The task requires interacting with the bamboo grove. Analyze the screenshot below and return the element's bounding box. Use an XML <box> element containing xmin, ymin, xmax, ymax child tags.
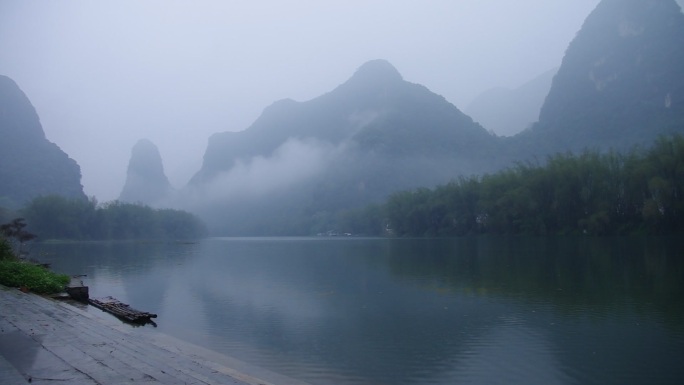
<box><xmin>343</xmin><ymin>135</ymin><xmax>684</xmax><ymax>237</ymax></box>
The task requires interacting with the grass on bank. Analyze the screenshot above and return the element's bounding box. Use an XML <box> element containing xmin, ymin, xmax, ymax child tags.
<box><xmin>0</xmin><ymin>259</ymin><xmax>70</xmax><ymax>294</ymax></box>
<box><xmin>1</xmin><ymin>238</ymin><xmax>69</xmax><ymax>294</ymax></box>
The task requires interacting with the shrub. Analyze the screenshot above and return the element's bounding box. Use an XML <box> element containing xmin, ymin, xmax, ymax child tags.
<box><xmin>0</xmin><ymin>260</ymin><xmax>69</xmax><ymax>294</ymax></box>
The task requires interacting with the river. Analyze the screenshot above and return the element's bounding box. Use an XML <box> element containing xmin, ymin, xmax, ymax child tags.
<box><xmin>33</xmin><ymin>236</ymin><xmax>684</xmax><ymax>385</ymax></box>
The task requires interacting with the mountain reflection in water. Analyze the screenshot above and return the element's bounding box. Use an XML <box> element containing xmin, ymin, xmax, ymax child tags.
<box><xmin>35</xmin><ymin>236</ymin><xmax>684</xmax><ymax>385</ymax></box>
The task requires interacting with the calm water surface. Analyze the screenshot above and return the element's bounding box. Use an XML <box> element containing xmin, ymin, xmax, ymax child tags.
<box><xmin>34</xmin><ymin>237</ymin><xmax>684</xmax><ymax>385</ymax></box>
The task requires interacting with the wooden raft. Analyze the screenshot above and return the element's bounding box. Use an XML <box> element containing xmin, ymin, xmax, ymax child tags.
<box><xmin>88</xmin><ymin>296</ymin><xmax>157</xmax><ymax>325</ymax></box>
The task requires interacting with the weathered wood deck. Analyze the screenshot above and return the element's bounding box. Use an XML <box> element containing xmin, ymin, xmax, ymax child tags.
<box><xmin>0</xmin><ymin>285</ymin><xmax>310</xmax><ymax>385</ymax></box>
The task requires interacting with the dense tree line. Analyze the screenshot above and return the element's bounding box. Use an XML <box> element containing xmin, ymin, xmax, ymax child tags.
<box><xmin>340</xmin><ymin>135</ymin><xmax>684</xmax><ymax>237</ymax></box>
<box><xmin>14</xmin><ymin>196</ymin><xmax>207</xmax><ymax>240</ymax></box>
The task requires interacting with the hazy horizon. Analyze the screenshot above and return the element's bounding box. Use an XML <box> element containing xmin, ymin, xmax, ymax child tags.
<box><xmin>3</xmin><ymin>0</ymin><xmax>679</xmax><ymax>201</ymax></box>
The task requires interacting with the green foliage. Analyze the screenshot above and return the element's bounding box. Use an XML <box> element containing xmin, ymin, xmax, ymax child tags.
<box><xmin>0</xmin><ymin>260</ymin><xmax>69</xmax><ymax>294</ymax></box>
<box><xmin>344</xmin><ymin>135</ymin><xmax>684</xmax><ymax>237</ymax></box>
<box><xmin>0</xmin><ymin>237</ymin><xmax>15</xmax><ymax>261</ymax></box>
<box><xmin>21</xmin><ymin>196</ymin><xmax>207</xmax><ymax>240</ymax></box>
<box><xmin>20</xmin><ymin>196</ymin><xmax>98</xmax><ymax>239</ymax></box>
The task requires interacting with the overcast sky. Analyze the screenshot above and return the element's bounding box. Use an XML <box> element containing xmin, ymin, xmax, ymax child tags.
<box><xmin>3</xmin><ymin>0</ymin><xmax>670</xmax><ymax>201</ymax></box>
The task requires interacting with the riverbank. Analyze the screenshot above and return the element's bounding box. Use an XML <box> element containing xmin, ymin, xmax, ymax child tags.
<box><xmin>0</xmin><ymin>285</ymin><xmax>310</xmax><ymax>385</ymax></box>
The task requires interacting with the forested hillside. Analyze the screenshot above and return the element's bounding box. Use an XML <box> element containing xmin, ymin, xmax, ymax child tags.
<box><xmin>341</xmin><ymin>135</ymin><xmax>684</xmax><ymax>237</ymax></box>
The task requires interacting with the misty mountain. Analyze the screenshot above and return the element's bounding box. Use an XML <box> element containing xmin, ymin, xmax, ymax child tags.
<box><xmin>185</xmin><ymin>60</ymin><xmax>500</xmax><ymax>234</ymax></box>
<box><xmin>466</xmin><ymin>68</ymin><xmax>557</xmax><ymax>137</ymax></box>
<box><xmin>145</xmin><ymin>0</ymin><xmax>684</xmax><ymax>236</ymax></box>
<box><xmin>119</xmin><ymin>139</ymin><xmax>174</xmax><ymax>205</ymax></box>
<box><xmin>191</xmin><ymin>60</ymin><xmax>496</xmax><ymax>184</ymax></box>
<box><xmin>520</xmin><ymin>0</ymin><xmax>684</xmax><ymax>154</ymax></box>
<box><xmin>0</xmin><ymin>75</ymin><xmax>85</xmax><ymax>209</ymax></box>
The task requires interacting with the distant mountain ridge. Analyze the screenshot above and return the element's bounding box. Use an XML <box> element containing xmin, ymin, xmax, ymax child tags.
<box><xmin>0</xmin><ymin>75</ymin><xmax>85</xmax><ymax>208</ymax></box>
<box><xmin>191</xmin><ymin>60</ymin><xmax>496</xmax><ymax>185</ymax></box>
<box><xmin>466</xmin><ymin>68</ymin><xmax>557</xmax><ymax>137</ymax></box>
<box><xmin>185</xmin><ymin>59</ymin><xmax>501</xmax><ymax>234</ymax></box>
<box><xmin>119</xmin><ymin>139</ymin><xmax>174</xmax><ymax>205</ymax></box>
<box><xmin>7</xmin><ymin>0</ymin><xmax>683</xmax><ymax>236</ymax></box>
<box><xmin>182</xmin><ymin>0</ymin><xmax>684</xmax><ymax>235</ymax></box>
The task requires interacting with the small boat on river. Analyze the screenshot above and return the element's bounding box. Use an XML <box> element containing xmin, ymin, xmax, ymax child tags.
<box><xmin>88</xmin><ymin>296</ymin><xmax>157</xmax><ymax>325</ymax></box>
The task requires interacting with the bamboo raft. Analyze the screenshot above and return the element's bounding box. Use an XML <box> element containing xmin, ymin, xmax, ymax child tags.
<box><xmin>88</xmin><ymin>296</ymin><xmax>158</xmax><ymax>325</ymax></box>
